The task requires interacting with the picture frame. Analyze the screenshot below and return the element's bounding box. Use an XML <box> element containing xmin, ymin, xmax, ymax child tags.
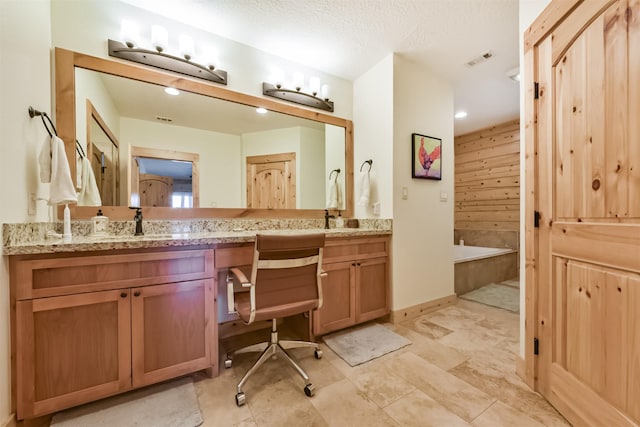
<box><xmin>411</xmin><ymin>133</ymin><xmax>442</xmax><ymax>180</ymax></box>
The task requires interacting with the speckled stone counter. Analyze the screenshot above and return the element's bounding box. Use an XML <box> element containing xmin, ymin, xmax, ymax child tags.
<box><xmin>2</xmin><ymin>219</ymin><xmax>392</xmax><ymax>255</ymax></box>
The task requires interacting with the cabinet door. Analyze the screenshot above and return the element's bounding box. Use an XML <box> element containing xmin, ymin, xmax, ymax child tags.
<box><xmin>356</xmin><ymin>257</ymin><xmax>389</xmax><ymax>323</ymax></box>
<box><xmin>313</xmin><ymin>261</ymin><xmax>356</xmax><ymax>336</ymax></box>
<box><xmin>16</xmin><ymin>289</ymin><xmax>131</xmax><ymax>418</ymax></box>
<box><xmin>131</xmin><ymin>279</ymin><xmax>214</xmax><ymax>387</ymax></box>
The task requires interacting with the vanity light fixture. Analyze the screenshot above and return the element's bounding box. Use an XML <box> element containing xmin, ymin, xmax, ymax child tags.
<box><xmin>262</xmin><ymin>71</ymin><xmax>334</xmax><ymax>112</ymax></box>
<box><xmin>109</xmin><ymin>21</ymin><xmax>228</xmax><ymax>85</ymax></box>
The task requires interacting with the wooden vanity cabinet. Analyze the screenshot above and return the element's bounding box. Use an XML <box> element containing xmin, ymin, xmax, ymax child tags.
<box><xmin>313</xmin><ymin>236</ymin><xmax>390</xmax><ymax>336</ymax></box>
<box><xmin>11</xmin><ymin>248</ymin><xmax>215</xmax><ymax>419</ymax></box>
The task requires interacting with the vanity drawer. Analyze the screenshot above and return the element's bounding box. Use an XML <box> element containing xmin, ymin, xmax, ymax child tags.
<box><xmin>12</xmin><ymin>249</ymin><xmax>214</xmax><ymax>300</ymax></box>
<box><xmin>323</xmin><ymin>236</ymin><xmax>389</xmax><ymax>263</ymax></box>
<box><xmin>214</xmin><ymin>245</ymin><xmax>253</xmax><ymax>269</ymax></box>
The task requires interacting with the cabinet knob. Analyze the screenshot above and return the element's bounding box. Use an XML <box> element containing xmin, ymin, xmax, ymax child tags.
<box><xmin>120</xmin><ymin>292</ymin><xmax>127</xmax><ymax>298</ymax></box>
<box><xmin>133</xmin><ymin>291</ymin><xmax>141</xmax><ymax>297</ymax></box>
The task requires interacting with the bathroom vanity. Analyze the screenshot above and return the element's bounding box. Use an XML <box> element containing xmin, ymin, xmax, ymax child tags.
<box><xmin>4</xmin><ymin>226</ymin><xmax>390</xmax><ymax>419</ymax></box>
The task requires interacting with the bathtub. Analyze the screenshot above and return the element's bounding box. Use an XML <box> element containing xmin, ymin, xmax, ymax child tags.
<box><xmin>454</xmin><ymin>244</ymin><xmax>518</xmax><ymax>295</ymax></box>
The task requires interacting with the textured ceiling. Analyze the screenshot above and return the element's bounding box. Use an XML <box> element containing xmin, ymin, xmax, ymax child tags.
<box><xmin>122</xmin><ymin>0</ymin><xmax>520</xmax><ymax>135</ymax></box>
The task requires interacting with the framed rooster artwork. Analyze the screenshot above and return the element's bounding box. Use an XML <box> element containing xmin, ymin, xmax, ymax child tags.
<box><xmin>411</xmin><ymin>133</ymin><xmax>442</xmax><ymax>180</ymax></box>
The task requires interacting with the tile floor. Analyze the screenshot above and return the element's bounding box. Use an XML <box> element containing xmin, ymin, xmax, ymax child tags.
<box><xmin>193</xmin><ymin>297</ymin><xmax>570</xmax><ymax>427</ymax></box>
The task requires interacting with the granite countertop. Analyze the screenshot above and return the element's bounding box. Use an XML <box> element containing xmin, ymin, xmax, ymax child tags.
<box><xmin>3</xmin><ymin>220</ymin><xmax>392</xmax><ymax>255</ymax></box>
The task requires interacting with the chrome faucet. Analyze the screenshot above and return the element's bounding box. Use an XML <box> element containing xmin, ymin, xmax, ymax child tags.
<box><xmin>130</xmin><ymin>207</ymin><xmax>144</xmax><ymax>236</ymax></box>
<box><xmin>324</xmin><ymin>209</ymin><xmax>335</xmax><ymax>229</ymax></box>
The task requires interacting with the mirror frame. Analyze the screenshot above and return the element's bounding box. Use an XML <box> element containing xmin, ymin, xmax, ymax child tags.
<box><xmin>55</xmin><ymin>47</ymin><xmax>354</xmax><ymax>220</ymax></box>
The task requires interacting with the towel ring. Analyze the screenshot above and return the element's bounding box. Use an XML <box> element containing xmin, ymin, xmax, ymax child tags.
<box><xmin>29</xmin><ymin>106</ymin><xmax>58</xmax><ymax>137</ymax></box>
<box><xmin>329</xmin><ymin>168</ymin><xmax>340</xmax><ymax>180</ymax></box>
<box><xmin>360</xmin><ymin>159</ymin><xmax>373</xmax><ymax>172</ymax></box>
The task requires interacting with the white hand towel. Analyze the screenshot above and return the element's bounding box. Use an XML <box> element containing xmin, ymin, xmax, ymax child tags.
<box><xmin>42</xmin><ymin>136</ymin><xmax>78</xmax><ymax>205</ymax></box>
<box><xmin>358</xmin><ymin>171</ymin><xmax>370</xmax><ymax>207</ymax></box>
<box><xmin>327</xmin><ymin>177</ymin><xmax>338</xmax><ymax>209</ymax></box>
<box><xmin>38</xmin><ymin>135</ymin><xmax>52</xmax><ymax>183</ymax></box>
<box><xmin>77</xmin><ymin>156</ymin><xmax>102</xmax><ymax>206</ymax></box>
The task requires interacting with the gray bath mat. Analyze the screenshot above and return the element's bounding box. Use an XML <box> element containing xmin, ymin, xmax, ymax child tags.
<box><xmin>323</xmin><ymin>323</ymin><xmax>411</xmax><ymax>366</ymax></box>
<box><xmin>460</xmin><ymin>283</ymin><xmax>520</xmax><ymax>313</ymax></box>
<box><xmin>51</xmin><ymin>377</ymin><xmax>203</xmax><ymax>427</ymax></box>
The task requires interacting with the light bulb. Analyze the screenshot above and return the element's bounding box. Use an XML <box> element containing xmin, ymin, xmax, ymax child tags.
<box><xmin>178</xmin><ymin>34</ymin><xmax>195</xmax><ymax>60</ymax></box>
<box><xmin>120</xmin><ymin>19</ymin><xmax>140</xmax><ymax>48</ymax></box>
<box><xmin>203</xmin><ymin>48</ymin><xmax>219</xmax><ymax>70</ymax></box>
<box><xmin>321</xmin><ymin>84</ymin><xmax>331</xmax><ymax>101</ymax></box>
<box><xmin>151</xmin><ymin>25</ymin><xmax>168</xmax><ymax>53</ymax></box>
<box><xmin>272</xmin><ymin>69</ymin><xmax>284</xmax><ymax>88</ymax></box>
<box><xmin>309</xmin><ymin>77</ymin><xmax>321</xmax><ymax>96</ymax></box>
<box><xmin>293</xmin><ymin>72</ymin><xmax>304</xmax><ymax>91</ymax></box>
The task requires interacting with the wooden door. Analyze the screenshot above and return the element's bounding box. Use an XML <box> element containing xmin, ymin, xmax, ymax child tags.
<box><xmin>246</xmin><ymin>152</ymin><xmax>296</xmax><ymax>209</ymax></box>
<box><xmin>355</xmin><ymin>257</ymin><xmax>389</xmax><ymax>323</ymax></box>
<box><xmin>527</xmin><ymin>1</ymin><xmax>640</xmax><ymax>425</ymax></box>
<box><xmin>16</xmin><ymin>290</ymin><xmax>131</xmax><ymax>418</ymax></box>
<box><xmin>313</xmin><ymin>260</ymin><xmax>356</xmax><ymax>335</ymax></box>
<box><xmin>131</xmin><ymin>280</ymin><xmax>213</xmax><ymax>387</ymax></box>
<box><xmin>139</xmin><ymin>173</ymin><xmax>173</xmax><ymax>207</ymax></box>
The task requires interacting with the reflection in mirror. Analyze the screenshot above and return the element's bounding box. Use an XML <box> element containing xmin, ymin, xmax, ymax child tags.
<box><xmin>74</xmin><ymin>68</ymin><xmax>345</xmax><ymax>210</ymax></box>
<box><xmin>56</xmin><ymin>47</ymin><xmax>354</xmax><ymax>219</ymax></box>
<box><xmin>85</xmin><ymin>100</ymin><xmax>120</xmax><ymax>206</ymax></box>
<box><xmin>129</xmin><ymin>146</ymin><xmax>199</xmax><ymax>208</ymax></box>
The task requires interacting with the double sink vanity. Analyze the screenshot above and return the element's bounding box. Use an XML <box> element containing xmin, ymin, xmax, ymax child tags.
<box><xmin>3</xmin><ymin>219</ymin><xmax>391</xmax><ymax>420</ymax></box>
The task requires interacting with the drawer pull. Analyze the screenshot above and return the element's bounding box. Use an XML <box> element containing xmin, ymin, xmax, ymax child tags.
<box><xmin>133</xmin><ymin>291</ymin><xmax>141</xmax><ymax>297</ymax></box>
<box><xmin>120</xmin><ymin>292</ymin><xmax>127</xmax><ymax>298</ymax></box>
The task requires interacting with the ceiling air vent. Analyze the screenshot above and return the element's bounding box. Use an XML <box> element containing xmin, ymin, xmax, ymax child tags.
<box><xmin>465</xmin><ymin>51</ymin><xmax>493</xmax><ymax>67</ymax></box>
<box><xmin>155</xmin><ymin>116</ymin><xmax>173</xmax><ymax>123</ymax></box>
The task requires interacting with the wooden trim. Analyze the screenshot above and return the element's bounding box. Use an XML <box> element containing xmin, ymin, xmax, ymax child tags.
<box><xmin>524</xmin><ymin>0</ymin><xmax>583</xmax><ymax>52</ymax></box>
<box><xmin>86</xmin><ymin>99</ymin><xmax>121</xmax><ymax>206</ymax></box>
<box><xmin>54</xmin><ymin>47</ymin><xmax>354</xmax><ymax>220</ymax></box>
<box><xmin>389</xmin><ymin>294</ymin><xmax>457</xmax><ymax>323</ymax></box>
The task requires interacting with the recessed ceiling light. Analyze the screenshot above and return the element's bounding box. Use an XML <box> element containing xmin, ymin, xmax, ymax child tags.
<box><xmin>454</xmin><ymin>111</ymin><xmax>468</xmax><ymax>119</ymax></box>
<box><xmin>164</xmin><ymin>87</ymin><xmax>180</xmax><ymax>96</ymax></box>
<box><xmin>256</xmin><ymin>107</ymin><xmax>267</xmax><ymax>114</ymax></box>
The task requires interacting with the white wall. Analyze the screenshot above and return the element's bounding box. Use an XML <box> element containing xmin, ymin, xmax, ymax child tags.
<box><xmin>518</xmin><ymin>0</ymin><xmax>552</xmax><ymax>358</ymax></box>
<box><xmin>392</xmin><ymin>54</ymin><xmax>454</xmax><ymax>310</ymax></box>
<box><xmin>120</xmin><ymin>118</ymin><xmax>242</xmax><ymax>208</ymax></box>
<box><xmin>0</xmin><ymin>1</ymin><xmax>52</xmax><ymax>422</ymax></box>
<box><xmin>353</xmin><ymin>54</ymin><xmax>394</xmax><ymax>219</ymax></box>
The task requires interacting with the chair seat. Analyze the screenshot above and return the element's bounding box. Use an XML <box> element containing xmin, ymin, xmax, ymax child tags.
<box><xmin>235</xmin><ymin>292</ymin><xmax>318</xmax><ymax>323</ymax></box>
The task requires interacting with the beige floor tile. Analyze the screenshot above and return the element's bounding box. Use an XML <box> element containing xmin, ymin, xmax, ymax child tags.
<box><xmin>194</xmin><ymin>370</ymin><xmax>254</xmax><ymax>426</ymax></box>
<box><xmin>449</xmin><ymin>355</ymin><xmax>570</xmax><ymax>426</ymax></box>
<box><xmin>436</xmin><ymin>327</ymin><xmax>506</xmax><ymax>356</ymax></box>
<box><xmin>406</xmin><ymin>336</ymin><xmax>470</xmax><ymax>371</ymax></box>
<box><xmin>390</xmin><ymin>352</ymin><xmax>496</xmax><ymax>422</ymax></box>
<box><xmin>384</xmin><ymin>390</ymin><xmax>471</xmax><ymax>427</ymax></box>
<box><xmin>471</xmin><ymin>401</ymin><xmax>545</xmax><ymax>427</ymax></box>
<box><xmin>349</xmin><ymin>363</ymin><xmax>416</xmax><ymax>407</ymax></box>
<box><xmin>246</xmin><ymin>377</ymin><xmax>328</xmax><ymax>427</ymax></box>
<box><xmin>310</xmin><ymin>379</ymin><xmax>400</xmax><ymax>426</ymax></box>
<box><xmin>398</xmin><ymin>317</ymin><xmax>454</xmax><ymax>339</ymax></box>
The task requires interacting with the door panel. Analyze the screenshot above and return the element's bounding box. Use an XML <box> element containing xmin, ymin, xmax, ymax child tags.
<box><xmin>246</xmin><ymin>152</ymin><xmax>296</xmax><ymax>209</ymax></box>
<box><xmin>533</xmin><ymin>0</ymin><xmax>640</xmax><ymax>424</ymax></box>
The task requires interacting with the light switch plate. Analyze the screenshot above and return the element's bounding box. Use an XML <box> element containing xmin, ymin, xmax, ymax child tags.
<box><xmin>440</xmin><ymin>191</ymin><xmax>448</xmax><ymax>202</ymax></box>
<box><xmin>402</xmin><ymin>187</ymin><xmax>408</xmax><ymax>200</ymax></box>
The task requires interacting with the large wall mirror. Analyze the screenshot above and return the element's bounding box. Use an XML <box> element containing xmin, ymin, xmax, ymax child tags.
<box><xmin>55</xmin><ymin>48</ymin><xmax>353</xmax><ymax>220</ymax></box>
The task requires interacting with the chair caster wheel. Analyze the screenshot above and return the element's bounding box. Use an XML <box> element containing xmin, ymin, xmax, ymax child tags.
<box><xmin>304</xmin><ymin>384</ymin><xmax>315</xmax><ymax>397</ymax></box>
<box><xmin>235</xmin><ymin>392</ymin><xmax>246</xmax><ymax>406</ymax></box>
<box><xmin>224</xmin><ymin>357</ymin><xmax>232</xmax><ymax>369</ymax></box>
<box><xmin>314</xmin><ymin>349</ymin><xmax>323</xmax><ymax>359</ymax></box>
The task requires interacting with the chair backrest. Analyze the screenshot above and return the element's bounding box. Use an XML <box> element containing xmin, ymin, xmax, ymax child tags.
<box><xmin>251</xmin><ymin>233</ymin><xmax>325</xmax><ymax>311</ymax></box>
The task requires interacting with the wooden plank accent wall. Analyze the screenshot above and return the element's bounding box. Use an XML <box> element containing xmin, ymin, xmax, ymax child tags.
<box><xmin>454</xmin><ymin>120</ymin><xmax>520</xmax><ymax>230</ymax></box>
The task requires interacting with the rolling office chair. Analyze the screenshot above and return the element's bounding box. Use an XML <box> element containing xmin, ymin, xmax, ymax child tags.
<box><xmin>225</xmin><ymin>232</ymin><xmax>326</xmax><ymax>406</ymax></box>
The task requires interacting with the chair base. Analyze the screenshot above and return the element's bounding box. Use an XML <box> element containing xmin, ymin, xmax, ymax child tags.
<box><xmin>225</xmin><ymin>319</ymin><xmax>322</xmax><ymax>406</ymax></box>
